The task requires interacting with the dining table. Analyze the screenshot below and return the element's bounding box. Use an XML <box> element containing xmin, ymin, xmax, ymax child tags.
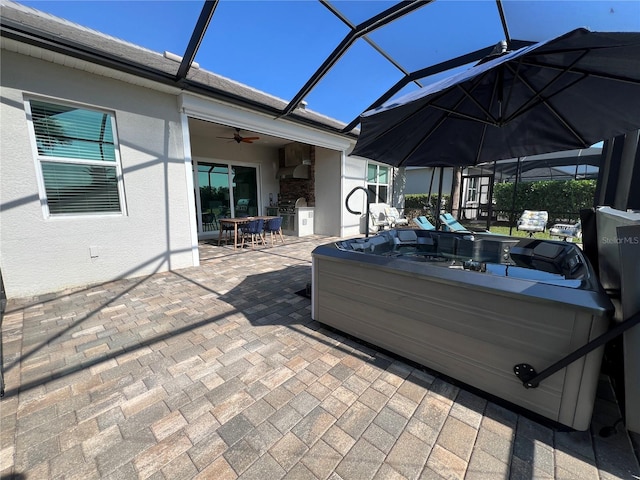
<box><xmin>218</xmin><ymin>216</ymin><xmax>277</xmax><ymax>250</ymax></box>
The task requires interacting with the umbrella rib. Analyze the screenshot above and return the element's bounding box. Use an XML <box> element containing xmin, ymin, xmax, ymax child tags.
<box><xmin>504</xmin><ymin>51</ymin><xmax>587</xmax><ymax>120</ymax></box>
<box><xmin>397</xmin><ymin>110</ymin><xmax>460</xmax><ymax>167</ymax></box>
<box><xmin>475</xmin><ymin>123</ymin><xmax>490</xmax><ymax>165</ymax></box>
<box><xmin>398</xmin><ymin>80</ymin><xmax>498</xmax><ymax>167</ymax></box>
<box><xmin>472</xmin><ymin>76</ymin><xmax>502</xmax><ymax>163</ymax></box>
<box><xmin>363</xmin><ymin>96</ymin><xmax>445</xmax><ymax>142</ymax></box>
<box><xmin>362</xmin><ymin>71</ymin><xmax>489</xmax><ymax>144</ymax></box>
<box><xmin>520</xmin><ymin>58</ymin><xmax>640</xmax><ymax>86</ymax></box>
<box><xmin>452</xmin><ymin>82</ymin><xmax>500</xmax><ymax>126</ymax></box>
<box><xmin>420</xmin><ymin>68</ymin><xmax>503</xmax><ymax>128</ymax></box>
<box><xmin>428</xmin><ymin>104</ymin><xmax>499</xmax><ymax>127</ymax></box>
<box><xmin>505</xmin><ymin>69</ymin><xmax>586</xmax><ymax>125</ymax></box>
<box><xmin>499</xmin><ymin>57</ymin><xmax>522</xmax><ymax>124</ymax></box>
<box><xmin>503</xmin><ymin>53</ymin><xmax>591</xmax><ymax>145</ymax></box>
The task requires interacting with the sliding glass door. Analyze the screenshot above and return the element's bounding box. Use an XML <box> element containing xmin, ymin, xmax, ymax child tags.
<box><xmin>194</xmin><ymin>161</ymin><xmax>259</xmax><ymax>237</ymax></box>
<box><xmin>197</xmin><ymin>163</ymin><xmax>230</xmax><ymax>234</ymax></box>
<box><xmin>231</xmin><ymin>165</ymin><xmax>259</xmax><ymax>217</ymax></box>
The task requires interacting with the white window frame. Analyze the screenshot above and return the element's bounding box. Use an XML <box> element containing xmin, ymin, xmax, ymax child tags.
<box><xmin>367</xmin><ymin>162</ymin><xmax>390</xmax><ymax>204</ymax></box>
<box><xmin>467</xmin><ymin>177</ymin><xmax>479</xmax><ymax>203</ymax></box>
<box><xmin>25</xmin><ymin>96</ymin><xmax>127</xmax><ymax>218</ymax></box>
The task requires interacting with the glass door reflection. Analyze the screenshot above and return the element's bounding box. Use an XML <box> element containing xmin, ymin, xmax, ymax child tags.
<box><xmin>232</xmin><ymin>166</ymin><xmax>258</xmax><ymax>217</ymax></box>
<box><xmin>195</xmin><ymin>162</ymin><xmax>259</xmax><ymax>237</ymax></box>
<box><xmin>197</xmin><ymin>163</ymin><xmax>230</xmax><ymax>234</ymax></box>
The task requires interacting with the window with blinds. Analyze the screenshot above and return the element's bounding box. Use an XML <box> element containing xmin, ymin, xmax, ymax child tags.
<box><xmin>28</xmin><ymin>99</ymin><xmax>124</xmax><ymax>216</ymax></box>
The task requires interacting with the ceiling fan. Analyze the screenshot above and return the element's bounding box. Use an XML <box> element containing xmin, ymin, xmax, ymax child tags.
<box><xmin>217</xmin><ymin>128</ymin><xmax>260</xmax><ymax>144</ymax></box>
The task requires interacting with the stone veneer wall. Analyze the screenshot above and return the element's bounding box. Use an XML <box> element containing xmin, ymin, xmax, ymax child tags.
<box><xmin>279</xmin><ymin>146</ymin><xmax>315</xmax><ymax>206</ymax></box>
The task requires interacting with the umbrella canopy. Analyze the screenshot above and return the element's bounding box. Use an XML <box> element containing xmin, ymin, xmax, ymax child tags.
<box><xmin>351</xmin><ymin>28</ymin><xmax>640</xmax><ymax>167</ymax></box>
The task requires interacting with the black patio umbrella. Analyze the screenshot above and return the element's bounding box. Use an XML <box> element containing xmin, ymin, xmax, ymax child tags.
<box><xmin>351</xmin><ymin>28</ymin><xmax>640</xmax><ymax>168</ymax></box>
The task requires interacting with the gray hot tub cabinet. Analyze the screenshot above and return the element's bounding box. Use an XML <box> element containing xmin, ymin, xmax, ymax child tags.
<box><xmin>311</xmin><ymin>231</ymin><xmax>613</xmax><ymax>430</ymax></box>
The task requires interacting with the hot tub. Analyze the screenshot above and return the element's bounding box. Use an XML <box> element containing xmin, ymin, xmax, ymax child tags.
<box><xmin>311</xmin><ymin>228</ymin><xmax>613</xmax><ymax>430</ymax></box>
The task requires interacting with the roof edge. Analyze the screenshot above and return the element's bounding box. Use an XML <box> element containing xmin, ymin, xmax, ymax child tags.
<box><xmin>0</xmin><ymin>2</ymin><xmax>357</xmax><ymax>140</ymax></box>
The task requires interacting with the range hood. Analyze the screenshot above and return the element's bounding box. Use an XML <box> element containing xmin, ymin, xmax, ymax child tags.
<box><xmin>277</xmin><ymin>142</ymin><xmax>311</xmax><ymax>179</ymax></box>
<box><xmin>277</xmin><ymin>164</ymin><xmax>309</xmax><ymax>179</ymax></box>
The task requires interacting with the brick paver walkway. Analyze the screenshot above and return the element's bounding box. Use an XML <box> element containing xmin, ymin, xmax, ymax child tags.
<box><xmin>1</xmin><ymin>234</ymin><xmax>638</xmax><ymax>479</ymax></box>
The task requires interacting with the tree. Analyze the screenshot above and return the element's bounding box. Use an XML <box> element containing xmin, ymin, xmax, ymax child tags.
<box><xmin>450</xmin><ymin>167</ymin><xmax>462</xmax><ymax>218</ymax></box>
<box><xmin>33</xmin><ymin>116</ymin><xmax>69</xmax><ymax>153</ymax></box>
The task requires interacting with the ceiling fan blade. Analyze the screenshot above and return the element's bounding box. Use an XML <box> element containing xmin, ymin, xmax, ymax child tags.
<box><xmin>217</xmin><ymin>129</ymin><xmax>260</xmax><ymax>144</ymax></box>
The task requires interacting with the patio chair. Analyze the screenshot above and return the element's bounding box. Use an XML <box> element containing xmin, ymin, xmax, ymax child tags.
<box><xmin>202</xmin><ymin>212</ymin><xmax>218</xmax><ymax>232</ymax></box>
<box><xmin>384</xmin><ymin>206</ymin><xmax>409</xmax><ymax>227</ymax></box>
<box><xmin>264</xmin><ymin>216</ymin><xmax>284</xmax><ymax>246</ymax></box>
<box><xmin>240</xmin><ymin>218</ymin><xmax>265</xmax><ymax>249</ymax></box>
<box><xmin>217</xmin><ymin>216</ymin><xmax>235</xmax><ymax>246</ymax></box>
<box><xmin>413</xmin><ymin>216</ymin><xmax>436</xmax><ymax>230</ymax></box>
<box><xmin>549</xmin><ymin>220</ymin><xmax>581</xmax><ymax>242</ymax></box>
<box><xmin>368</xmin><ymin>203</ymin><xmax>390</xmax><ymax>233</ymax></box>
<box><xmin>439</xmin><ymin>213</ymin><xmax>471</xmax><ymax>233</ymax></box>
<box><xmin>516</xmin><ymin>210</ymin><xmax>548</xmax><ymax>237</ymax></box>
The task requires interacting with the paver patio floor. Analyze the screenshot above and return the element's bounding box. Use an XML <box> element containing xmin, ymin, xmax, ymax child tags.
<box><xmin>1</xmin><ymin>234</ymin><xmax>638</xmax><ymax>479</ymax></box>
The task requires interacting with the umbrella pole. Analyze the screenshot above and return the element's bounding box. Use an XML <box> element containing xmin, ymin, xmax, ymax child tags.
<box><xmin>436</xmin><ymin>167</ymin><xmax>444</xmax><ymax>230</ymax></box>
<box><xmin>486</xmin><ymin>161</ymin><xmax>497</xmax><ymax>231</ymax></box>
<box><xmin>452</xmin><ymin>167</ymin><xmax>463</xmax><ymax>220</ymax></box>
<box><xmin>509</xmin><ymin>157</ymin><xmax>522</xmax><ymax>236</ymax></box>
<box><xmin>427</xmin><ymin>167</ymin><xmax>435</xmax><ymax>217</ymax></box>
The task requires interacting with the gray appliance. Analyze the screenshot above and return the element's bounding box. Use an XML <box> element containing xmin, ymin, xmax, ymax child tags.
<box><xmin>595</xmin><ymin>206</ymin><xmax>640</xmax><ymax>434</ymax></box>
<box><xmin>277</xmin><ymin>197</ymin><xmax>307</xmax><ymax>235</ymax></box>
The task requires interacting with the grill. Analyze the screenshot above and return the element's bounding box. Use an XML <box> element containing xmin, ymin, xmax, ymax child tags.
<box><xmin>277</xmin><ymin>200</ymin><xmax>296</xmax><ymax>214</ymax></box>
<box><xmin>277</xmin><ymin>197</ymin><xmax>307</xmax><ymax>233</ymax></box>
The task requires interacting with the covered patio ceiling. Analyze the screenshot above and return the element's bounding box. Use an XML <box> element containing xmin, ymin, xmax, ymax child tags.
<box><xmin>16</xmin><ymin>0</ymin><xmax>640</xmax><ymax>135</ymax></box>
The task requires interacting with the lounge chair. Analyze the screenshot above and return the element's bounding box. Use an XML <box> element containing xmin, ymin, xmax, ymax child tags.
<box><xmin>439</xmin><ymin>213</ymin><xmax>471</xmax><ymax>233</ymax></box>
<box><xmin>549</xmin><ymin>220</ymin><xmax>581</xmax><ymax>241</ymax></box>
<box><xmin>517</xmin><ymin>210</ymin><xmax>548</xmax><ymax>236</ymax></box>
<box><xmin>413</xmin><ymin>215</ymin><xmax>436</xmax><ymax>230</ymax></box>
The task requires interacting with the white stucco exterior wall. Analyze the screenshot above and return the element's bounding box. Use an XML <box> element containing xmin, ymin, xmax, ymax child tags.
<box><xmin>0</xmin><ymin>51</ymin><xmax>195</xmax><ymax>298</ymax></box>
<box><xmin>342</xmin><ymin>154</ymin><xmax>370</xmax><ymax>236</ymax></box>
<box><xmin>405</xmin><ymin>167</ymin><xmax>453</xmax><ymax>195</ymax></box>
<box><xmin>313</xmin><ymin>146</ymin><xmax>342</xmax><ymax>236</ymax></box>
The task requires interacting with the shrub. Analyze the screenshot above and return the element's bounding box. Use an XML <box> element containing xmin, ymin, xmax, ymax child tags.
<box><xmin>405</xmin><ymin>194</ymin><xmax>451</xmax><ymax>223</ymax></box>
<box><xmin>494</xmin><ymin>179</ymin><xmax>596</xmax><ymax>224</ymax></box>
<box><xmin>405</xmin><ymin>193</ymin><xmax>451</xmax><ymax>210</ymax></box>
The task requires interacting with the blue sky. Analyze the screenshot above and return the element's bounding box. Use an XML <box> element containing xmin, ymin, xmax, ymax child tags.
<box><xmin>19</xmin><ymin>0</ymin><xmax>640</xmax><ymax>124</ymax></box>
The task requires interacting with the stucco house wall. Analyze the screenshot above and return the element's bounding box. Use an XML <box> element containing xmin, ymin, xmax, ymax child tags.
<box><xmin>313</xmin><ymin>146</ymin><xmax>343</xmax><ymax>236</ymax></box>
<box><xmin>0</xmin><ymin>50</ymin><xmax>195</xmax><ymax>298</ymax></box>
<box><xmin>405</xmin><ymin>166</ymin><xmax>453</xmax><ymax>195</ymax></box>
<box><xmin>0</xmin><ymin>1</ymin><xmax>386</xmax><ymax>300</ymax></box>
<box><xmin>342</xmin><ymin>154</ymin><xmax>371</xmax><ymax>235</ymax></box>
